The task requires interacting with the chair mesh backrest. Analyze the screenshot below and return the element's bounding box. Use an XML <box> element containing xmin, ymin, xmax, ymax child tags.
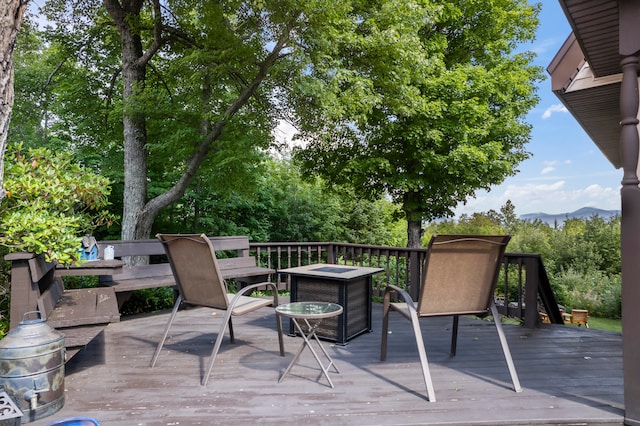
<box><xmin>157</xmin><ymin>234</ymin><xmax>229</xmax><ymax>310</ymax></box>
<box><xmin>417</xmin><ymin>235</ymin><xmax>510</xmax><ymax>317</ymax></box>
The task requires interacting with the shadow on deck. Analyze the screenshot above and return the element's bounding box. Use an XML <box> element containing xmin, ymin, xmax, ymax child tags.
<box><xmin>32</xmin><ymin>302</ymin><xmax>624</xmax><ymax>426</ymax></box>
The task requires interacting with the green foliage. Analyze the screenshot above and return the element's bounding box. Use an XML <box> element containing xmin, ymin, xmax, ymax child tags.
<box><xmin>20</xmin><ymin>0</ymin><xmax>542</xmax><ymax>245</ymax></box>
<box><xmin>553</xmin><ymin>269</ymin><xmax>621</xmax><ymax>319</ymax></box>
<box><xmin>120</xmin><ymin>288</ymin><xmax>175</xmax><ymax>316</ymax></box>
<box><xmin>424</xmin><ymin>213</ymin><xmax>506</xmax><ymax>242</ymax></box>
<box><xmin>519</xmin><ymin>215</ymin><xmax>621</xmax><ymax>319</ymax></box>
<box><xmin>0</xmin><ymin>145</ymin><xmax>116</xmax><ymax>265</ymax></box>
<box><xmin>153</xmin><ymin>157</ymin><xmax>404</xmax><ymax>246</ymax></box>
<box><xmin>293</xmin><ymin>0</ymin><xmax>544</xmax><ymax>245</ymax></box>
<box><xmin>0</xmin><ymin>255</ymin><xmax>10</xmax><ymax>338</ymax></box>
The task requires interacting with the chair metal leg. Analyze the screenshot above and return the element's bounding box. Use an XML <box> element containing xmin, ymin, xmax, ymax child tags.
<box><xmin>228</xmin><ymin>317</ymin><xmax>234</xmax><ymax>343</ymax></box>
<box><xmin>202</xmin><ymin>308</ymin><xmax>234</xmax><ymax>386</ymax></box>
<box><xmin>380</xmin><ymin>288</ymin><xmax>435</xmax><ymax>401</ymax></box>
<box><xmin>272</xmin><ymin>287</ymin><xmax>284</xmax><ymax>356</ymax></box>
<box><xmin>150</xmin><ymin>295</ymin><xmax>183</xmax><ymax>367</ymax></box>
<box><xmin>202</xmin><ymin>284</ymin><xmax>284</xmax><ymax>385</ymax></box>
<box><xmin>490</xmin><ymin>302</ymin><xmax>522</xmax><ymax>393</ymax></box>
<box><xmin>408</xmin><ymin>309</ymin><xmax>436</xmax><ymax>402</ymax></box>
<box><xmin>276</xmin><ymin>311</ymin><xmax>285</xmax><ymax>357</ymax></box>
<box><xmin>450</xmin><ymin>315</ymin><xmax>459</xmax><ymax>357</ymax></box>
<box><xmin>380</xmin><ymin>291</ymin><xmax>391</xmax><ymax>361</ymax></box>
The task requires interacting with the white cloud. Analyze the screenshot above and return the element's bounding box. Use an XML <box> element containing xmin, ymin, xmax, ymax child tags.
<box><xmin>530</xmin><ymin>37</ymin><xmax>564</xmax><ymax>56</ymax></box>
<box><xmin>542</xmin><ymin>104</ymin><xmax>568</xmax><ymax>120</ymax></box>
<box><xmin>583</xmin><ymin>184</ymin><xmax>619</xmax><ymax>204</ymax></box>
<box><xmin>540</xmin><ymin>160</ymin><xmax>559</xmax><ymax>175</ymax></box>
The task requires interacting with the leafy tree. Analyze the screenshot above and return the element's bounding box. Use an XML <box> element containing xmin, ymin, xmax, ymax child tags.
<box><xmin>294</xmin><ymin>0</ymin><xmax>544</xmax><ymax>247</ymax></box>
<box><xmin>7</xmin><ymin>17</ymin><xmax>48</xmax><ymax>148</ymax></box>
<box><xmin>507</xmin><ymin>219</ymin><xmax>554</xmax><ymax>260</ymax></box>
<box><xmin>500</xmin><ymin>200</ymin><xmax>519</xmax><ymax>232</ymax></box>
<box><xmin>582</xmin><ymin>215</ymin><xmax>620</xmax><ymax>275</ymax></box>
<box><xmin>0</xmin><ymin>144</ymin><xmax>115</xmax><ymax>265</ymax></box>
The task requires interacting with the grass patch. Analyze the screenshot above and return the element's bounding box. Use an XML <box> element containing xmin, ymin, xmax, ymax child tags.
<box><xmin>584</xmin><ymin>316</ymin><xmax>621</xmax><ymax>332</ymax></box>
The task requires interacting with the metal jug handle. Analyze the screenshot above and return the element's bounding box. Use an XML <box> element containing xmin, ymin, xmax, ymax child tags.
<box><xmin>21</xmin><ymin>311</ymin><xmax>43</xmax><ymax>323</ymax></box>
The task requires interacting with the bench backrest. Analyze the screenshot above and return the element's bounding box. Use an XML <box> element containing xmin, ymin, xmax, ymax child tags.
<box><xmin>5</xmin><ymin>252</ymin><xmax>58</xmax><ymax>329</ymax></box>
<box><xmin>37</xmin><ymin>277</ymin><xmax>65</xmax><ymax>321</ymax></box>
<box><xmin>97</xmin><ymin>235</ymin><xmax>251</xmax><ymax>259</ymax></box>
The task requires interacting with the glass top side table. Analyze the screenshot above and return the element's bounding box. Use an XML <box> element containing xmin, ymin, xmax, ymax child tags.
<box><xmin>276</xmin><ymin>302</ymin><xmax>343</xmax><ymax>387</ymax></box>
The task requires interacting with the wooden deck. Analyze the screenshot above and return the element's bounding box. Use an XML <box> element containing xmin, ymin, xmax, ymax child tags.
<box><xmin>32</xmin><ymin>300</ymin><xmax>624</xmax><ymax>426</ymax></box>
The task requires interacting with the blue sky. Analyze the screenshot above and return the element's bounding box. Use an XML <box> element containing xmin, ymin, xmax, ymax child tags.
<box><xmin>454</xmin><ymin>0</ymin><xmax>621</xmax><ymax>217</ymax></box>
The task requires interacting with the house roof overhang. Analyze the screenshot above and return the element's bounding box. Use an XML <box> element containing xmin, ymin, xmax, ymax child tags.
<box><xmin>547</xmin><ymin>0</ymin><xmax>640</xmax><ymax>170</ymax></box>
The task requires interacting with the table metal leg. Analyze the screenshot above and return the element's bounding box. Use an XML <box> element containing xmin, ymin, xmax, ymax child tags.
<box><xmin>278</xmin><ymin>317</ymin><xmax>340</xmax><ymax>387</ymax></box>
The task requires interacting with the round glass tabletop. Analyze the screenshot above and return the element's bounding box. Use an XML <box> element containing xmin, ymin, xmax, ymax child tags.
<box><xmin>276</xmin><ymin>302</ymin><xmax>343</xmax><ymax>319</ymax></box>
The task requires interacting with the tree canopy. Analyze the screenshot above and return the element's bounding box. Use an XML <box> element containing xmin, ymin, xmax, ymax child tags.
<box><xmin>11</xmin><ymin>0</ymin><xmax>542</xmax><ymax>251</ymax></box>
<box><xmin>293</xmin><ymin>0</ymin><xmax>544</xmax><ymax>247</ymax></box>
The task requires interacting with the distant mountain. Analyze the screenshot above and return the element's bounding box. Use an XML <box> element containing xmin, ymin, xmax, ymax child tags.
<box><xmin>519</xmin><ymin>207</ymin><xmax>621</xmax><ymax>225</ymax></box>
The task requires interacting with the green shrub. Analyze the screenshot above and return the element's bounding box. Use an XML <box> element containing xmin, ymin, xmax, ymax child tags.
<box><xmin>0</xmin><ymin>144</ymin><xmax>116</xmax><ymax>265</ymax></box>
<box><xmin>0</xmin><ymin>144</ymin><xmax>117</xmax><ymax>336</ymax></box>
<box><xmin>552</xmin><ymin>268</ymin><xmax>621</xmax><ymax>318</ymax></box>
<box><xmin>120</xmin><ymin>288</ymin><xmax>175</xmax><ymax>315</ymax></box>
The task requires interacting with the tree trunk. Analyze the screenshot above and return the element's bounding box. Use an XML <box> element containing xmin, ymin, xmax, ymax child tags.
<box><xmin>0</xmin><ymin>0</ymin><xmax>29</xmax><ymax>203</ymax></box>
<box><xmin>103</xmin><ymin>0</ymin><xmax>163</xmax><ymax>243</ymax></box>
<box><xmin>404</xmin><ymin>192</ymin><xmax>424</xmax><ymax>249</ymax></box>
<box><xmin>103</xmin><ymin>0</ymin><xmax>157</xmax><ymax>265</ymax></box>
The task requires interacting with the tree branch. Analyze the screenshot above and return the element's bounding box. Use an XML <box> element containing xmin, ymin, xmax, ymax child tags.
<box><xmin>104</xmin><ymin>67</ymin><xmax>122</xmax><ymax>128</ymax></box>
<box><xmin>137</xmin><ymin>0</ymin><xmax>163</xmax><ymax>67</ymax></box>
<box><xmin>39</xmin><ymin>57</ymin><xmax>67</xmax><ymax>98</ymax></box>
<box><xmin>142</xmin><ymin>19</ymin><xmax>296</xmax><ymax>218</ymax></box>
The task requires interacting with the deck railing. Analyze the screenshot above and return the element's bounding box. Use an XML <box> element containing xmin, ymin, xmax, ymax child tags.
<box><xmin>249</xmin><ymin>241</ymin><xmax>562</xmax><ymax>328</ymax></box>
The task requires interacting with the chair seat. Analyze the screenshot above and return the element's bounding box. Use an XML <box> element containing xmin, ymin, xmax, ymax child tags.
<box><xmin>228</xmin><ymin>293</ymin><xmax>274</xmax><ymax>315</ymax></box>
<box><xmin>389</xmin><ymin>302</ymin><xmax>411</xmax><ymax>320</ymax></box>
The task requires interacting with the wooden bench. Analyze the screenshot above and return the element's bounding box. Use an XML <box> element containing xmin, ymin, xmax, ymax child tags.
<box><xmin>96</xmin><ymin>235</ymin><xmax>275</xmax><ymax>307</ymax></box>
<box><xmin>6</xmin><ymin>252</ymin><xmax>120</xmax><ymax>359</ymax></box>
<box><xmin>6</xmin><ymin>236</ymin><xmax>274</xmax><ymax>357</ymax></box>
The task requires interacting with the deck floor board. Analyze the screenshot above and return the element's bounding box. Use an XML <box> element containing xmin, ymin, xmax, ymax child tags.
<box><xmin>32</xmin><ymin>301</ymin><xmax>624</xmax><ymax>425</ymax></box>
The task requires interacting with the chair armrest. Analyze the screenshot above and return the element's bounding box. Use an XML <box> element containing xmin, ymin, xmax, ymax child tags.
<box><xmin>233</xmin><ymin>281</ymin><xmax>280</xmax><ymax>306</ymax></box>
<box><xmin>382</xmin><ymin>284</ymin><xmax>419</xmax><ymax>323</ymax></box>
<box><xmin>384</xmin><ymin>284</ymin><xmax>414</xmax><ymax>306</ymax></box>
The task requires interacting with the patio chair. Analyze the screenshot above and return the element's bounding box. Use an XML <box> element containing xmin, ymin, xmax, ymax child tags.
<box><xmin>380</xmin><ymin>234</ymin><xmax>522</xmax><ymax>402</ymax></box>
<box><xmin>150</xmin><ymin>233</ymin><xmax>284</xmax><ymax>386</ymax></box>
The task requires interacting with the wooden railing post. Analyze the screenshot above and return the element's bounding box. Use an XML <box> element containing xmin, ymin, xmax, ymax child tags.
<box><xmin>523</xmin><ymin>256</ymin><xmax>540</xmax><ymax>328</ymax></box>
<box><xmin>407</xmin><ymin>250</ymin><xmax>421</xmax><ymax>301</ymax></box>
<box><xmin>326</xmin><ymin>243</ymin><xmax>336</xmax><ymax>264</ymax></box>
